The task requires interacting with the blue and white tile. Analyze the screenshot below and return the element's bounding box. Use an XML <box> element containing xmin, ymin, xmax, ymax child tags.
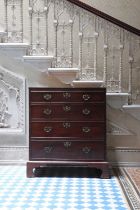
<box><xmin>0</xmin><ymin>166</ymin><xmax>129</xmax><ymax>210</ymax></box>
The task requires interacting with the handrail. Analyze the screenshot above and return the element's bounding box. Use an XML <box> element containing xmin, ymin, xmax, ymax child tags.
<box><xmin>67</xmin><ymin>0</ymin><xmax>140</xmax><ymax>36</ymax></box>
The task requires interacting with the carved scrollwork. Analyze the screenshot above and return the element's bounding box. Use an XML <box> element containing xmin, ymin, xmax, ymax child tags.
<box><xmin>0</xmin><ymin>64</ymin><xmax>25</xmax><ymax>130</ymax></box>
<box><xmin>0</xmin><ymin>89</ymin><xmax>10</xmax><ymax>128</ymax></box>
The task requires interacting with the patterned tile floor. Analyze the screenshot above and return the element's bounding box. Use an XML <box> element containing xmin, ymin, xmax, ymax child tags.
<box><xmin>124</xmin><ymin>168</ymin><xmax>140</xmax><ymax>195</ymax></box>
<box><xmin>114</xmin><ymin>167</ymin><xmax>140</xmax><ymax>210</ymax></box>
<box><xmin>0</xmin><ymin>166</ymin><xmax>130</xmax><ymax>210</ymax></box>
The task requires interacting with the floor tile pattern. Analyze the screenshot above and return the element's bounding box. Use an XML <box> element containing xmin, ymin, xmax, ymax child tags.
<box><xmin>0</xmin><ymin>166</ymin><xmax>129</xmax><ymax>210</ymax></box>
<box><xmin>124</xmin><ymin>167</ymin><xmax>140</xmax><ymax>195</ymax></box>
<box><xmin>114</xmin><ymin>168</ymin><xmax>140</xmax><ymax>210</ymax></box>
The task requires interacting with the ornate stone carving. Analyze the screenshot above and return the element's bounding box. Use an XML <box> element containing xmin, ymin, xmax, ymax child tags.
<box><xmin>0</xmin><ymin>66</ymin><xmax>25</xmax><ymax>132</ymax></box>
<box><xmin>4</xmin><ymin>0</ymin><xmax>23</xmax><ymax>43</ymax></box>
<box><xmin>28</xmin><ymin>0</ymin><xmax>51</xmax><ymax>55</ymax></box>
<box><xmin>0</xmin><ymin>88</ymin><xmax>10</xmax><ymax>128</ymax></box>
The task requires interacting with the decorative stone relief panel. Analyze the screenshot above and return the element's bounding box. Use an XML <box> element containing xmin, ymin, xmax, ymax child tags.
<box><xmin>0</xmin><ymin>65</ymin><xmax>25</xmax><ymax>132</ymax></box>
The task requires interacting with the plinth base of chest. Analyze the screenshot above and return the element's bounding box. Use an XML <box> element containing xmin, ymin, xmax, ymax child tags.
<box><xmin>27</xmin><ymin>161</ymin><xmax>110</xmax><ymax>179</ymax></box>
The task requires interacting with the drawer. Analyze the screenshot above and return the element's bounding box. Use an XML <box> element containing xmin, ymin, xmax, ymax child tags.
<box><xmin>30</xmin><ymin>103</ymin><xmax>105</xmax><ymax>121</ymax></box>
<box><xmin>30</xmin><ymin>141</ymin><xmax>105</xmax><ymax>161</ymax></box>
<box><xmin>30</xmin><ymin>121</ymin><xmax>105</xmax><ymax>139</ymax></box>
<box><xmin>29</xmin><ymin>89</ymin><xmax>105</xmax><ymax>103</ymax></box>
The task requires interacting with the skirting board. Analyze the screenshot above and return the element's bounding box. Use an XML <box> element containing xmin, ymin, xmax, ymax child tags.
<box><xmin>0</xmin><ymin>147</ymin><xmax>140</xmax><ymax>167</ymax></box>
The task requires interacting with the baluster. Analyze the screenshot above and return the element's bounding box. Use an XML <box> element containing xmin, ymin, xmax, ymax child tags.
<box><xmin>94</xmin><ymin>32</ymin><xmax>98</xmax><ymax>80</ymax></box>
<box><xmin>103</xmin><ymin>45</ymin><xmax>108</xmax><ymax>86</ymax></box>
<box><xmin>44</xmin><ymin>5</ymin><xmax>48</xmax><ymax>55</ymax></box>
<box><xmin>93</xmin><ymin>17</ymin><xmax>99</xmax><ymax>80</ymax></box>
<box><xmin>79</xmin><ymin>32</ymin><xmax>83</xmax><ymax>79</ymax></box>
<box><xmin>54</xmin><ymin>0</ymin><xmax>65</xmax><ymax>67</ymax></box>
<box><xmin>119</xmin><ymin>29</ymin><xmax>124</xmax><ymax>93</ymax></box>
<box><xmin>4</xmin><ymin>0</ymin><xmax>8</xmax><ymax>41</ymax></box>
<box><xmin>128</xmin><ymin>34</ymin><xmax>134</xmax><ymax>105</ymax></box>
<box><xmin>119</xmin><ymin>44</ymin><xmax>124</xmax><ymax>93</ymax></box>
<box><xmin>54</xmin><ymin>19</ymin><xmax>58</xmax><ymax>67</ymax></box>
<box><xmin>69</xmin><ymin>19</ymin><xmax>73</xmax><ymax>67</ymax></box>
<box><xmin>4</xmin><ymin>0</ymin><xmax>23</xmax><ymax>42</ymax></box>
<box><xmin>110</xmin><ymin>46</ymin><xmax>116</xmax><ymax>92</ymax></box>
<box><xmin>128</xmin><ymin>56</ymin><xmax>133</xmax><ymax>105</ymax></box>
<box><xmin>103</xmin><ymin>22</ymin><xmax>108</xmax><ymax>87</ymax></box>
<box><xmin>20</xmin><ymin>0</ymin><xmax>23</xmax><ymax>42</ymax></box>
<box><xmin>37</xmin><ymin>12</ymin><xmax>41</xmax><ymax>53</ymax></box>
<box><xmin>29</xmin><ymin>6</ymin><xmax>33</xmax><ymax>55</ymax></box>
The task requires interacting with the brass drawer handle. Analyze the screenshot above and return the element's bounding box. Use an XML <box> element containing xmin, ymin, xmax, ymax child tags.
<box><xmin>43</xmin><ymin>108</ymin><xmax>52</xmax><ymax>115</ymax></box>
<box><xmin>82</xmin><ymin>146</ymin><xmax>91</xmax><ymax>154</ymax></box>
<box><xmin>63</xmin><ymin>122</ymin><xmax>71</xmax><ymax>128</ymax></box>
<box><xmin>63</xmin><ymin>105</ymin><xmax>71</xmax><ymax>112</ymax></box>
<box><xmin>44</xmin><ymin>146</ymin><xmax>53</xmax><ymax>154</ymax></box>
<box><xmin>44</xmin><ymin>126</ymin><xmax>52</xmax><ymax>133</ymax></box>
<box><xmin>63</xmin><ymin>92</ymin><xmax>71</xmax><ymax>99</ymax></box>
<box><xmin>64</xmin><ymin>141</ymin><xmax>72</xmax><ymax>148</ymax></box>
<box><xmin>43</xmin><ymin>93</ymin><xmax>52</xmax><ymax>101</ymax></box>
<box><xmin>82</xmin><ymin>108</ymin><xmax>91</xmax><ymax>115</ymax></box>
<box><xmin>82</xmin><ymin>127</ymin><xmax>91</xmax><ymax>133</ymax></box>
<box><xmin>82</xmin><ymin>94</ymin><xmax>91</xmax><ymax>101</ymax></box>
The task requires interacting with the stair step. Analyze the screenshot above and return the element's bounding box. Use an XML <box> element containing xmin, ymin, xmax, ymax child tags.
<box><xmin>107</xmin><ymin>93</ymin><xmax>129</xmax><ymax>109</ymax></box>
<box><xmin>72</xmin><ymin>80</ymin><xmax>104</xmax><ymax>87</ymax></box>
<box><xmin>0</xmin><ymin>30</ymin><xmax>7</xmax><ymax>42</ymax></box>
<box><xmin>0</xmin><ymin>31</ymin><xmax>7</xmax><ymax>36</ymax></box>
<box><xmin>0</xmin><ymin>43</ymin><xmax>29</xmax><ymax>58</ymax></box>
<box><xmin>0</xmin><ymin>26</ymin><xmax>6</xmax><ymax>35</ymax></box>
<box><xmin>107</xmin><ymin>93</ymin><xmax>129</xmax><ymax>96</ymax></box>
<box><xmin>123</xmin><ymin>104</ymin><xmax>140</xmax><ymax>120</ymax></box>
<box><xmin>48</xmin><ymin>68</ymin><xmax>79</xmax><ymax>84</ymax></box>
<box><xmin>23</xmin><ymin>55</ymin><xmax>54</xmax><ymax>72</ymax></box>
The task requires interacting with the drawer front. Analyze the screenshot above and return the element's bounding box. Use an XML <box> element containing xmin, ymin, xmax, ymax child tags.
<box><xmin>30</xmin><ymin>141</ymin><xmax>105</xmax><ymax>161</ymax></box>
<box><xmin>30</xmin><ymin>89</ymin><xmax>105</xmax><ymax>103</ymax></box>
<box><xmin>30</xmin><ymin>122</ymin><xmax>105</xmax><ymax>139</ymax></box>
<box><xmin>30</xmin><ymin>103</ymin><xmax>105</xmax><ymax>121</ymax></box>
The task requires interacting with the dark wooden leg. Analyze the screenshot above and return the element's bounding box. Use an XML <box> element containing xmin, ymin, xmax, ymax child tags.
<box><xmin>27</xmin><ymin>162</ymin><xmax>49</xmax><ymax>177</ymax></box>
<box><xmin>88</xmin><ymin>162</ymin><xmax>110</xmax><ymax>179</ymax></box>
<box><xmin>27</xmin><ymin>162</ymin><xmax>39</xmax><ymax>178</ymax></box>
<box><xmin>100</xmin><ymin>164</ymin><xmax>110</xmax><ymax>179</ymax></box>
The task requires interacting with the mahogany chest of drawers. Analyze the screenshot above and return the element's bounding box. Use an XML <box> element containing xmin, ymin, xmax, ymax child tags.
<box><xmin>27</xmin><ymin>88</ymin><xmax>110</xmax><ymax>178</ymax></box>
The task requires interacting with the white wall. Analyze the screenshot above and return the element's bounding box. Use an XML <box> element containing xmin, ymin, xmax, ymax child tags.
<box><xmin>81</xmin><ymin>0</ymin><xmax>140</xmax><ymax>29</ymax></box>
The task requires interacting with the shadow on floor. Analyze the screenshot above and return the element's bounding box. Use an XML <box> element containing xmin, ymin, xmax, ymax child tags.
<box><xmin>33</xmin><ymin>166</ymin><xmax>102</xmax><ymax>178</ymax></box>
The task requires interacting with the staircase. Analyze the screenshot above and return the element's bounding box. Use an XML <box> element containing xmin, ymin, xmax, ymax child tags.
<box><xmin>0</xmin><ymin>0</ymin><xmax>140</xmax><ymax>165</ymax></box>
